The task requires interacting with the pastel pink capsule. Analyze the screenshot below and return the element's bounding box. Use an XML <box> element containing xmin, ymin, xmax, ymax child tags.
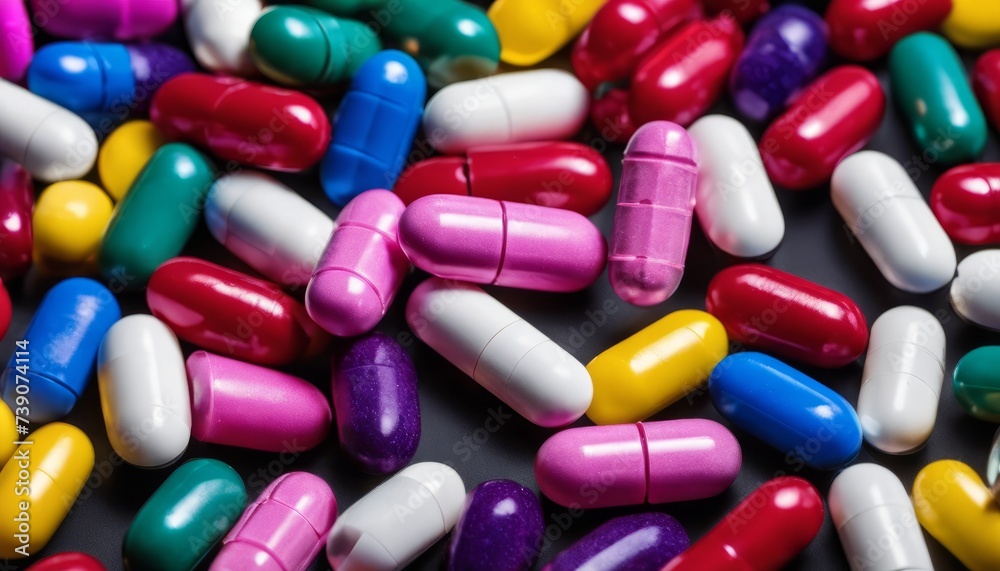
<box><xmin>609</xmin><ymin>121</ymin><xmax>698</xmax><ymax>306</ymax></box>
<box><xmin>534</xmin><ymin>419</ymin><xmax>741</xmax><ymax>508</ymax></box>
<box><xmin>30</xmin><ymin>0</ymin><xmax>178</xmax><ymax>40</ymax></box>
<box><xmin>186</xmin><ymin>351</ymin><xmax>332</xmax><ymax>452</ymax></box>
<box><xmin>398</xmin><ymin>195</ymin><xmax>607</xmax><ymax>293</ymax></box>
<box><xmin>211</xmin><ymin>472</ymin><xmax>336</xmax><ymax>571</ymax></box>
<box><xmin>306</xmin><ymin>189</ymin><xmax>410</xmax><ymax>337</ymax></box>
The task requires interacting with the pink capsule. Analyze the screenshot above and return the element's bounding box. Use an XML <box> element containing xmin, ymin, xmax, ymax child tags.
<box><xmin>212</xmin><ymin>472</ymin><xmax>336</xmax><ymax>571</ymax></box>
<box><xmin>397</xmin><ymin>195</ymin><xmax>607</xmax><ymax>293</ymax></box>
<box><xmin>0</xmin><ymin>0</ymin><xmax>33</xmax><ymax>82</ymax></box>
<box><xmin>534</xmin><ymin>419</ymin><xmax>741</xmax><ymax>508</ymax></box>
<box><xmin>609</xmin><ymin>121</ymin><xmax>697</xmax><ymax>306</ymax></box>
<box><xmin>30</xmin><ymin>0</ymin><xmax>178</xmax><ymax>40</ymax></box>
<box><xmin>305</xmin><ymin>190</ymin><xmax>409</xmax><ymax>338</ymax></box>
<box><xmin>186</xmin><ymin>351</ymin><xmax>332</xmax><ymax>452</ymax></box>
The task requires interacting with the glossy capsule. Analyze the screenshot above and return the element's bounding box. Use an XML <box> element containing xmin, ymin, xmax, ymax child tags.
<box><xmin>0</xmin><ymin>0</ymin><xmax>32</xmax><ymax>82</ymax></box>
<box><xmin>707</xmin><ymin>264</ymin><xmax>868</xmax><ymax>368</ymax></box>
<box><xmin>99</xmin><ymin>143</ymin><xmax>216</xmax><ymax>287</ymax></box>
<box><xmin>0</xmin><ymin>423</ymin><xmax>94</xmax><ymax>559</ymax></box>
<box><xmin>950</xmin><ymin>250</ymin><xmax>1000</xmax><ymax>330</ymax></box>
<box><xmin>942</xmin><ymin>0</ymin><xmax>1000</xmax><ymax>49</ymax></box>
<box><xmin>32</xmin><ymin>181</ymin><xmax>114</xmax><ymax>274</ymax></box>
<box><xmin>586</xmin><ymin>310</ymin><xmax>728</xmax><ymax>425</ymax></box>
<box><xmin>449</xmin><ymin>480</ymin><xmax>543</xmax><ymax>571</ymax></box>
<box><xmin>663</xmin><ymin>477</ymin><xmax>824</xmax><ymax>570</ymax></box>
<box><xmin>543</xmin><ymin>513</ymin><xmax>688</xmax><ymax>571</ymax></box>
<box><xmin>913</xmin><ymin>460</ymin><xmax>1000</xmax><ymax>570</ymax></box>
<box><xmin>760</xmin><ymin>66</ymin><xmax>885</xmax><ymax>190</ymax></box>
<box><xmin>250</xmin><ymin>7</ymin><xmax>381</xmax><ymax>86</ymax></box>
<box><xmin>610</xmin><ymin>121</ymin><xmax>697</xmax><ymax>306</ymax></box>
<box><xmin>398</xmin><ymin>195</ymin><xmax>607</xmax><ymax>293</ymax></box>
<box><xmin>829</xmin><ymin>463</ymin><xmax>933</xmax><ymax>571</ymax></box>
<box><xmin>570</xmin><ymin>0</ymin><xmax>696</xmax><ymax>91</ymax></box>
<box><xmin>953</xmin><ymin>346</ymin><xmax>1000</xmax><ymax>421</ymax></box>
<box><xmin>321</xmin><ymin>50</ymin><xmax>425</xmax><ymax>206</ymax></box>
<box><xmin>150</xmin><ymin>73</ymin><xmax>331</xmax><ymax>172</ymax></box>
<box><xmin>393</xmin><ymin>142</ymin><xmax>613</xmax><ymax>216</ymax></box>
<box><xmin>307</xmin><ymin>190</ymin><xmax>408</xmax><ymax>337</ymax></box>
<box><xmin>0</xmin><ymin>159</ymin><xmax>34</xmax><ymax>278</ymax></box>
<box><xmin>183</xmin><ymin>0</ymin><xmax>263</xmax><ymax>76</ymax></box>
<box><xmin>98</xmin><ymin>120</ymin><xmax>166</xmax><ymax>202</ymax></box>
<box><xmin>213</xmin><ymin>472</ymin><xmax>337</xmax><ymax>571</ymax></box>
<box><xmin>187</xmin><ymin>351</ymin><xmax>332</xmax><ymax>452</ymax></box>
<box><xmin>331</xmin><ymin>333</ymin><xmax>420</xmax><ymax>474</ymax></box>
<box><xmin>207</xmin><ymin>172</ymin><xmax>335</xmax><ymax>288</ymax></box>
<box><xmin>147</xmin><ymin>257</ymin><xmax>326</xmax><ymax>366</ymax></box>
<box><xmin>825</xmin><ymin>0</ymin><xmax>952</xmax><ymax>61</ymax></box>
<box><xmin>488</xmin><ymin>0</ymin><xmax>605</xmax><ymax>66</ymax></box>
<box><xmin>729</xmin><ymin>6</ymin><xmax>827</xmax><ymax>122</ymax></box>
<box><xmin>30</xmin><ymin>0</ymin><xmax>177</xmax><ymax>40</ymax></box>
<box><xmin>690</xmin><ymin>115</ymin><xmax>784</xmax><ymax>258</ymax></box>
<box><xmin>125</xmin><ymin>459</ymin><xmax>247</xmax><ymax>571</ymax></box>
<box><xmin>406</xmin><ymin>278</ymin><xmax>593</xmax><ymax>427</ymax></box>
<box><xmin>932</xmin><ymin>164</ymin><xmax>1000</xmax><ymax>245</ymax></box>
<box><xmin>0</xmin><ymin>280</ymin><xmax>8</xmax><ymax>339</ymax></box>
<box><xmin>629</xmin><ymin>17</ymin><xmax>743</xmax><ymax>127</ymax></box>
<box><xmin>535</xmin><ymin>419</ymin><xmax>741</xmax><ymax>508</ymax></box>
<box><xmin>590</xmin><ymin>88</ymin><xmax>636</xmax><ymax>145</ymax></box>
<box><xmin>702</xmin><ymin>0</ymin><xmax>769</xmax><ymax>24</ymax></box>
<box><xmin>25</xmin><ymin>552</ymin><xmax>107</xmax><ymax>571</ymax></box>
<box><xmin>0</xmin><ymin>278</ymin><xmax>120</xmax><ymax>424</ymax></box>
<box><xmin>975</xmin><ymin>50</ymin><xmax>1000</xmax><ymax>132</ymax></box>
<box><xmin>832</xmin><ymin>151</ymin><xmax>957</xmax><ymax>293</ymax></box>
<box><xmin>890</xmin><ymin>33</ymin><xmax>986</xmax><ymax>165</ymax></box>
<box><xmin>710</xmin><ymin>352</ymin><xmax>863</xmax><ymax>470</ymax></box>
<box><xmin>0</xmin><ymin>400</ymin><xmax>15</xmax><ymax>465</ymax></box>
<box><xmin>423</xmin><ymin>69</ymin><xmax>589</xmax><ymax>155</ymax></box>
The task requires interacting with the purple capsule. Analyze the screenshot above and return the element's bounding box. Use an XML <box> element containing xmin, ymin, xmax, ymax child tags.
<box><xmin>331</xmin><ymin>332</ymin><xmax>420</xmax><ymax>474</ymax></box>
<box><xmin>542</xmin><ymin>513</ymin><xmax>689</xmax><ymax>571</ymax></box>
<box><xmin>729</xmin><ymin>5</ymin><xmax>828</xmax><ymax>122</ymax></box>
<box><xmin>449</xmin><ymin>480</ymin><xmax>544</xmax><ymax>571</ymax></box>
<box><xmin>125</xmin><ymin>43</ymin><xmax>197</xmax><ymax>113</ymax></box>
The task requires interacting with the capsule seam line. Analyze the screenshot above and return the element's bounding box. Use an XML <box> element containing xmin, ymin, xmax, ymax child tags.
<box><xmin>637</xmin><ymin>421</ymin><xmax>651</xmax><ymax>503</ymax></box>
<box><xmin>493</xmin><ymin>200</ymin><xmax>509</xmax><ymax>285</ymax></box>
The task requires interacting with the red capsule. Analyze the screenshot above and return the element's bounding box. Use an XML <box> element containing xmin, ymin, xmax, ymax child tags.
<box><xmin>826</xmin><ymin>0</ymin><xmax>952</xmax><ymax>61</ymax></box>
<box><xmin>629</xmin><ymin>17</ymin><xmax>745</xmax><ymax>127</ymax></box>
<box><xmin>25</xmin><ymin>552</ymin><xmax>107</xmax><ymax>571</ymax></box>
<box><xmin>394</xmin><ymin>142</ymin><xmax>613</xmax><ymax>216</ymax></box>
<box><xmin>974</xmin><ymin>50</ymin><xmax>1000</xmax><ymax>132</ymax></box>
<box><xmin>0</xmin><ymin>159</ymin><xmax>33</xmax><ymax>279</ymax></box>
<box><xmin>930</xmin><ymin>163</ymin><xmax>1000</xmax><ymax>245</ymax></box>
<box><xmin>590</xmin><ymin>88</ymin><xmax>637</xmax><ymax>145</ymax></box>
<box><xmin>147</xmin><ymin>257</ymin><xmax>328</xmax><ymax>366</ymax></box>
<box><xmin>0</xmin><ymin>278</ymin><xmax>10</xmax><ymax>340</ymax></box>
<box><xmin>571</xmin><ymin>0</ymin><xmax>697</xmax><ymax>91</ymax></box>
<box><xmin>705</xmin><ymin>264</ymin><xmax>869</xmax><ymax>368</ymax></box>
<box><xmin>702</xmin><ymin>0</ymin><xmax>769</xmax><ymax>24</ymax></box>
<box><xmin>662</xmin><ymin>477</ymin><xmax>823</xmax><ymax>571</ymax></box>
<box><xmin>150</xmin><ymin>73</ymin><xmax>331</xmax><ymax>172</ymax></box>
<box><xmin>760</xmin><ymin>66</ymin><xmax>885</xmax><ymax>190</ymax></box>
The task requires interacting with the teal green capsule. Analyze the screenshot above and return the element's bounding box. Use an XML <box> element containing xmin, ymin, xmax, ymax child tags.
<box><xmin>953</xmin><ymin>346</ymin><xmax>1000</xmax><ymax>422</ymax></box>
<box><xmin>99</xmin><ymin>143</ymin><xmax>215</xmax><ymax>288</ymax></box>
<box><xmin>124</xmin><ymin>459</ymin><xmax>246</xmax><ymax>571</ymax></box>
<box><xmin>300</xmin><ymin>0</ymin><xmax>384</xmax><ymax>14</ymax></box>
<box><xmin>889</xmin><ymin>32</ymin><xmax>987</xmax><ymax>165</ymax></box>
<box><xmin>250</xmin><ymin>6</ymin><xmax>382</xmax><ymax>86</ymax></box>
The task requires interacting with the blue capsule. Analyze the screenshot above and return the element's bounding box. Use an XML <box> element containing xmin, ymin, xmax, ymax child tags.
<box><xmin>321</xmin><ymin>49</ymin><xmax>426</xmax><ymax>206</ymax></box>
<box><xmin>709</xmin><ymin>352</ymin><xmax>862</xmax><ymax>471</ymax></box>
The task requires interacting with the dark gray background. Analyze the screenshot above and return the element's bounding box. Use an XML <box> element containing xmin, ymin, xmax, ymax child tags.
<box><xmin>3</xmin><ymin>0</ymin><xmax>995</xmax><ymax>569</ymax></box>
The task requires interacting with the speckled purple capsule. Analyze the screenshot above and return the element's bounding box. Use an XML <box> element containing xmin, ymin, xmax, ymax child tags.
<box><xmin>729</xmin><ymin>5</ymin><xmax>828</xmax><ymax>122</ymax></box>
<box><xmin>542</xmin><ymin>513</ymin><xmax>689</xmax><ymax>571</ymax></box>
<box><xmin>449</xmin><ymin>479</ymin><xmax>544</xmax><ymax>571</ymax></box>
<box><xmin>331</xmin><ymin>332</ymin><xmax>420</xmax><ymax>474</ymax></box>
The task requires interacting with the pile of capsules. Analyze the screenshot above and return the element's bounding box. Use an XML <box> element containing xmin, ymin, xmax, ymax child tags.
<box><xmin>5</xmin><ymin>0</ymin><xmax>1000</xmax><ymax>569</ymax></box>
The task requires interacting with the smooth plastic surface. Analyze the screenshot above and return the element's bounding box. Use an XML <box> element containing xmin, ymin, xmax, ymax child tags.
<box><xmin>97</xmin><ymin>120</ymin><xmax>166</xmax><ymax>202</ymax></box>
<box><xmin>32</xmin><ymin>181</ymin><xmax>113</xmax><ymax>275</ymax></box>
<box><xmin>542</xmin><ymin>513</ymin><xmax>688</xmax><ymax>571</ymax></box>
<box><xmin>182</xmin><ymin>0</ymin><xmax>263</xmax><ymax>75</ymax></box>
<box><xmin>448</xmin><ymin>479</ymin><xmax>543</xmax><ymax>571</ymax></box>
<box><xmin>703</xmin><ymin>0</ymin><xmax>769</xmax><ymax>23</ymax></box>
<box><xmin>932</xmin><ymin>163</ymin><xmax>1000</xmax><ymax>244</ymax></box>
<box><xmin>30</xmin><ymin>0</ymin><xmax>177</xmax><ymax>40</ymax></box>
<box><xmin>25</xmin><ymin>552</ymin><xmax>107</xmax><ymax>571</ymax></box>
<box><xmin>942</xmin><ymin>0</ymin><xmax>1000</xmax><ymax>49</ymax></box>
<box><xmin>975</xmin><ymin>50</ymin><xmax>1000</xmax><ymax>133</ymax></box>
<box><xmin>0</xmin><ymin>400</ymin><xmax>14</xmax><ymax>465</ymax></box>
<box><xmin>0</xmin><ymin>159</ymin><xmax>33</xmax><ymax>278</ymax></box>
<box><xmin>825</xmin><ymin>0</ymin><xmax>952</xmax><ymax>61</ymax></box>
<box><xmin>950</xmin><ymin>249</ymin><xmax>1000</xmax><ymax>330</ymax></box>
<box><xmin>0</xmin><ymin>279</ymin><xmax>8</xmax><ymax>339</ymax></box>
<box><xmin>953</xmin><ymin>345</ymin><xmax>1000</xmax><ymax>422</ymax></box>
<box><xmin>0</xmin><ymin>0</ymin><xmax>33</xmax><ymax>82</ymax></box>
<box><xmin>487</xmin><ymin>0</ymin><xmax>604</xmax><ymax>66</ymax></box>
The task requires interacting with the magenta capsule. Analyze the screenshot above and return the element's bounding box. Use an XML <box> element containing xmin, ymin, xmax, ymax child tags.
<box><xmin>186</xmin><ymin>351</ymin><xmax>332</xmax><ymax>452</ymax></box>
<box><xmin>30</xmin><ymin>0</ymin><xmax>178</xmax><ymax>40</ymax></box>
<box><xmin>609</xmin><ymin>120</ymin><xmax>697</xmax><ymax>306</ymax></box>
<box><xmin>534</xmin><ymin>419</ymin><xmax>741</xmax><ymax>509</ymax></box>
<box><xmin>0</xmin><ymin>0</ymin><xmax>33</xmax><ymax>82</ymax></box>
<box><xmin>212</xmin><ymin>472</ymin><xmax>336</xmax><ymax>571</ymax></box>
<box><xmin>398</xmin><ymin>195</ymin><xmax>607</xmax><ymax>293</ymax></box>
<box><xmin>305</xmin><ymin>190</ymin><xmax>409</xmax><ymax>338</ymax></box>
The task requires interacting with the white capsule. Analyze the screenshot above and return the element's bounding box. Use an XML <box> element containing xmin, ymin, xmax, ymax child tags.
<box><xmin>405</xmin><ymin>278</ymin><xmax>593</xmax><ymax>427</ymax></box>
<box><xmin>858</xmin><ymin>306</ymin><xmax>944</xmax><ymax>454</ymax></box>
<box><xmin>951</xmin><ymin>249</ymin><xmax>1000</xmax><ymax>330</ymax></box>
<box><xmin>829</xmin><ymin>463</ymin><xmax>933</xmax><ymax>571</ymax></box>
<box><xmin>0</xmin><ymin>78</ymin><xmax>97</xmax><ymax>182</ymax></box>
<box><xmin>690</xmin><ymin>114</ymin><xmax>784</xmax><ymax>258</ymax></box>
<box><xmin>831</xmin><ymin>151</ymin><xmax>956</xmax><ymax>293</ymax></box>
<box><xmin>326</xmin><ymin>462</ymin><xmax>465</xmax><ymax>571</ymax></box>
<box><xmin>423</xmin><ymin>69</ymin><xmax>589</xmax><ymax>154</ymax></box>
<box><xmin>182</xmin><ymin>0</ymin><xmax>262</xmax><ymax>76</ymax></box>
<box><xmin>205</xmin><ymin>171</ymin><xmax>336</xmax><ymax>287</ymax></box>
<box><xmin>97</xmin><ymin>314</ymin><xmax>191</xmax><ymax>468</ymax></box>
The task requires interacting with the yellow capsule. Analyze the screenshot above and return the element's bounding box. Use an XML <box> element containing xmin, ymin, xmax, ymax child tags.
<box><xmin>0</xmin><ymin>401</ymin><xmax>15</xmax><ymax>465</ymax></box>
<box><xmin>586</xmin><ymin>309</ymin><xmax>728</xmax><ymax>425</ymax></box>
<box><xmin>33</xmin><ymin>181</ymin><xmax>114</xmax><ymax>275</ymax></box>
<box><xmin>98</xmin><ymin>120</ymin><xmax>166</xmax><ymax>202</ymax></box>
<box><xmin>912</xmin><ymin>459</ymin><xmax>1000</xmax><ymax>571</ymax></box>
<box><xmin>0</xmin><ymin>422</ymin><xmax>94</xmax><ymax>559</ymax></box>
<box><xmin>487</xmin><ymin>0</ymin><xmax>606</xmax><ymax>66</ymax></box>
<box><xmin>942</xmin><ymin>0</ymin><xmax>1000</xmax><ymax>49</ymax></box>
